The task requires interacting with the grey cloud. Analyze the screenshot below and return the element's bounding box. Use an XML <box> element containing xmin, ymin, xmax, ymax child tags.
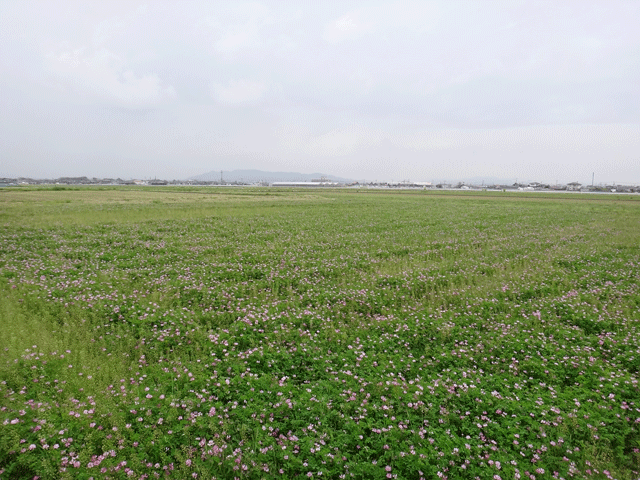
<box><xmin>1</xmin><ymin>0</ymin><xmax>639</xmax><ymax>183</ymax></box>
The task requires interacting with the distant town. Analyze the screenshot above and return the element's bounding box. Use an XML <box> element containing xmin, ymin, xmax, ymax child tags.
<box><xmin>2</xmin><ymin>175</ymin><xmax>639</xmax><ymax>193</ymax></box>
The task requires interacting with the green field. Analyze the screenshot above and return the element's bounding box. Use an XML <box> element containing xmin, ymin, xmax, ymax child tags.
<box><xmin>1</xmin><ymin>187</ymin><xmax>640</xmax><ymax>479</ymax></box>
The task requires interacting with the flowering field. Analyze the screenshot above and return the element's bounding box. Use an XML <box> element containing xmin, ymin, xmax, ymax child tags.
<box><xmin>1</xmin><ymin>187</ymin><xmax>640</xmax><ymax>480</ymax></box>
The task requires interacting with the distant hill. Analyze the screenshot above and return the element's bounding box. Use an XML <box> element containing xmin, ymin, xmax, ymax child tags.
<box><xmin>190</xmin><ymin>169</ymin><xmax>355</xmax><ymax>184</ymax></box>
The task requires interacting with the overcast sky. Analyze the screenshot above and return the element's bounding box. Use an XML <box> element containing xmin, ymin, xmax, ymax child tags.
<box><xmin>1</xmin><ymin>1</ymin><xmax>639</xmax><ymax>184</ymax></box>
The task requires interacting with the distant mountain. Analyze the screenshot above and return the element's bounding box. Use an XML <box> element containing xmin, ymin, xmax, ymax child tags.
<box><xmin>190</xmin><ymin>169</ymin><xmax>355</xmax><ymax>184</ymax></box>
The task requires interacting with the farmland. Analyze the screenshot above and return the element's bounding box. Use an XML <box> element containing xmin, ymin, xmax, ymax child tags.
<box><xmin>1</xmin><ymin>187</ymin><xmax>640</xmax><ymax>479</ymax></box>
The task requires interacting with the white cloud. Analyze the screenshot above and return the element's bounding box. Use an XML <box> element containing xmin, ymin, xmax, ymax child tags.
<box><xmin>210</xmin><ymin>79</ymin><xmax>267</xmax><ymax>104</ymax></box>
<box><xmin>204</xmin><ymin>2</ymin><xmax>274</xmax><ymax>55</ymax></box>
<box><xmin>397</xmin><ymin>124</ymin><xmax>640</xmax><ymax>157</ymax></box>
<box><xmin>307</xmin><ymin>123</ymin><xmax>383</xmax><ymax>157</ymax></box>
<box><xmin>214</xmin><ymin>24</ymin><xmax>258</xmax><ymax>55</ymax></box>
<box><xmin>322</xmin><ymin>2</ymin><xmax>440</xmax><ymax>44</ymax></box>
<box><xmin>92</xmin><ymin>18</ymin><xmax>125</xmax><ymax>47</ymax></box>
<box><xmin>322</xmin><ymin>10</ymin><xmax>374</xmax><ymax>44</ymax></box>
<box><xmin>45</xmin><ymin>46</ymin><xmax>176</xmax><ymax>108</ymax></box>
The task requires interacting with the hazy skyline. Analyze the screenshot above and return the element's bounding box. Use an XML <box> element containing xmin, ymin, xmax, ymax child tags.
<box><xmin>1</xmin><ymin>1</ymin><xmax>639</xmax><ymax>184</ymax></box>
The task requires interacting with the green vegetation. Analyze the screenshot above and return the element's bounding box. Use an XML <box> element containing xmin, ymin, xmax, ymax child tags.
<box><xmin>1</xmin><ymin>187</ymin><xmax>639</xmax><ymax>479</ymax></box>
